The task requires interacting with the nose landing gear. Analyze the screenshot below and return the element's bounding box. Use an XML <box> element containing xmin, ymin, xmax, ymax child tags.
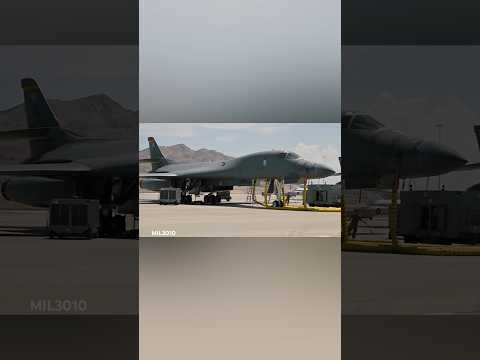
<box><xmin>181</xmin><ymin>194</ymin><xmax>193</xmax><ymax>204</ymax></box>
<box><xmin>272</xmin><ymin>199</ymin><xmax>284</xmax><ymax>208</ymax></box>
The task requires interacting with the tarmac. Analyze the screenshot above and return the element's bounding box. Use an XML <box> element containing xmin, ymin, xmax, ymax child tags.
<box><xmin>343</xmin><ymin>315</ymin><xmax>480</xmax><ymax>360</ymax></box>
<box><xmin>343</xmin><ymin>213</ymin><xmax>480</xmax><ymax>254</ymax></box>
<box><xmin>0</xmin><ymin>207</ymin><xmax>137</xmax><ymax>314</ymax></box>
<box><xmin>343</xmin><ymin>212</ymin><xmax>480</xmax><ymax>314</ymax></box>
<box><xmin>139</xmin><ymin>192</ymin><xmax>340</xmax><ymax>237</ymax></box>
<box><xmin>343</xmin><ymin>251</ymin><xmax>480</xmax><ymax>314</ymax></box>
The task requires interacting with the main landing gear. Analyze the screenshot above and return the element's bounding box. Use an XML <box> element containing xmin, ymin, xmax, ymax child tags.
<box><xmin>204</xmin><ymin>193</ymin><xmax>221</xmax><ymax>205</ymax></box>
<box><xmin>178</xmin><ymin>191</ymin><xmax>231</xmax><ymax>205</ymax></box>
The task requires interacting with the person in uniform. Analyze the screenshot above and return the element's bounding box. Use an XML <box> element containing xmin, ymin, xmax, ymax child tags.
<box><xmin>348</xmin><ymin>209</ymin><xmax>362</xmax><ymax>239</ymax></box>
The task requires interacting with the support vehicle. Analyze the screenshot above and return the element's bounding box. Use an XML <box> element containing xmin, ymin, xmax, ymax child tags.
<box><xmin>48</xmin><ymin>199</ymin><xmax>100</xmax><ymax>239</ymax></box>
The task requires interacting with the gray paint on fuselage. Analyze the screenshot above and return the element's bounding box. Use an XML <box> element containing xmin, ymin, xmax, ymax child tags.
<box><xmin>342</xmin><ymin>112</ymin><xmax>467</xmax><ymax>188</ymax></box>
<box><xmin>152</xmin><ymin>150</ymin><xmax>335</xmax><ymax>183</ymax></box>
<box><xmin>32</xmin><ymin>138</ymin><xmax>138</xmax><ymax>176</ymax></box>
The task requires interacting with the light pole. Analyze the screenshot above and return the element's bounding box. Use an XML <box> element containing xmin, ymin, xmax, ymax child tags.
<box><xmin>435</xmin><ymin>122</ymin><xmax>444</xmax><ymax>190</ymax></box>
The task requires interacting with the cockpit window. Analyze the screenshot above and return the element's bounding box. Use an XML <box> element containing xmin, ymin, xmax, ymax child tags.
<box><xmin>285</xmin><ymin>152</ymin><xmax>300</xmax><ymax>160</ymax></box>
<box><xmin>350</xmin><ymin>114</ymin><xmax>384</xmax><ymax>130</ymax></box>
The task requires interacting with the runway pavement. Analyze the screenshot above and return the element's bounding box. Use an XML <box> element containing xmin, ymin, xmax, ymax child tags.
<box><xmin>342</xmin><ymin>251</ymin><xmax>480</xmax><ymax>314</ymax></box>
<box><xmin>0</xmin><ymin>208</ymin><xmax>137</xmax><ymax>314</ymax></box>
<box><xmin>0</xmin><ymin>208</ymin><xmax>49</xmax><ymax>236</ymax></box>
<box><xmin>140</xmin><ymin>192</ymin><xmax>340</xmax><ymax>237</ymax></box>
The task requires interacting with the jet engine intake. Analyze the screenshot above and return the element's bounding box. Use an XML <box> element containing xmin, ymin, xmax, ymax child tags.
<box><xmin>1</xmin><ymin>176</ymin><xmax>76</xmax><ymax>207</ymax></box>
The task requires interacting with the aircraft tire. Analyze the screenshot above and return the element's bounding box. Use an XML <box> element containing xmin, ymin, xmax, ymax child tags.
<box><xmin>404</xmin><ymin>235</ymin><xmax>417</xmax><ymax>244</ymax></box>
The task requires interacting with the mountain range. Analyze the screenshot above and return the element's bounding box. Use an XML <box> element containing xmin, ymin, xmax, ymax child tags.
<box><xmin>0</xmin><ymin>94</ymin><xmax>138</xmax><ymax>162</ymax></box>
<box><xmin>139</xmin><ymin>144</ymin><xmax>233</xmax><ymax>173</ymax></box>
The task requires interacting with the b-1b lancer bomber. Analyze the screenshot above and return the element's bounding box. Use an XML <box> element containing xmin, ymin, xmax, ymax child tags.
<box><xmin>140</xmin><ymin>137</ymin><xmax>336</xmax><ymax>205</ymax></box>
<box><xmin>342</xmin><ymin>111</ymin><xmax>468</xmax><ymax>189</ymax></box>
<box><xmin>0</xmin><ymin>79</ymin><xmax>138</xmax><ymax>236</ymax></box>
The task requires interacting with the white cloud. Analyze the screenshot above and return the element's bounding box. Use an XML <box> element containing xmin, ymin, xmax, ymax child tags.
<box><xmin>294</xmin><ymin>142</ymin><xmax>341</xmax><ymax>184</ymax></box>
<box><xmin>140</xmin><ymin>123</ymin><xmax>196</xmax><ymax>138</ymax></box>
<box><xmin>294</xmin><ymin>142</ymin><xmax>340</xmax><ymax>171</ymax></box>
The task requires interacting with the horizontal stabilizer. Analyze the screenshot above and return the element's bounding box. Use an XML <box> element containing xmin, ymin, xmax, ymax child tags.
<box><xmin>0</xmin><ymin>127</ymin><xmax>57</xmax><ymax>141</ymax></box>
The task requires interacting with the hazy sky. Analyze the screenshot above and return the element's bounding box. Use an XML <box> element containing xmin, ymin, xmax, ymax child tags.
<box><xmin>0</xmin><ymin>0</ymin><xmax>137</xmax><ymax>44</ymax></box>
<box><xmin>342</xmin><ymin>0</ymin><xmax>480</xmax><ymax>44</ymax></box>
<box><xmin>343</xmin><ymin>46</ymin><xmax>480</xmax><ymax>190</ymax></box>
<box><xmin>140</xmin><ymin>123</ymin><xmax>341</xmax><ymax>184</ymax></box>
<box><xmin>140</xmin><ymin>0</ymin><xmax>340</xmax><ymax>123</ymax></box>
<box><xmin>343</xmin><ymin>46</ymin><xmax>480</xmax><ymax>113</ymax></box>
<box><xmin>0</xmin><ymin>46</ymin><xmax>138</xmax><ymax>110</ymax></box>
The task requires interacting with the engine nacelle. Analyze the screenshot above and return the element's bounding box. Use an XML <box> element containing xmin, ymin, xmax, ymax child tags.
<box><xmin>1</xmin><ymin>176</ymin><xmax>76</xmax><ymax>207</ymax></box>
<box><xmin>139</xmin><ymin>178</ymin><xmax>169</xmax><ymax>191</ymax></box>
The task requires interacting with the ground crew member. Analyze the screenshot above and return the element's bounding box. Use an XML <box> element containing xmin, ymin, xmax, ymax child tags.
<box><xmin>348</xmin><ymin>209</ymin><xmax>362</xmax><ymax>239</ymax></box>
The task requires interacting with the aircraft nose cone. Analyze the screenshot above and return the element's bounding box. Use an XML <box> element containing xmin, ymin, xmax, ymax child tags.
<box><xmin>323</xmin><ymin>166</ymin><xmax>336</xmax><ymax>177</ymax></box>
<box><xmin>295</xmin><ymin>159</ymin><xmax>336</xmax><ymax>178</ymax></box>
<box><xmin>417</xmin><ymin>141</ymin><xmax>467</xmax><ymax>175</ymax></box>
<box><xmin>309</xmin><ymin>163</ymin><xmax>336</xmax><ymax>178</ymax></box>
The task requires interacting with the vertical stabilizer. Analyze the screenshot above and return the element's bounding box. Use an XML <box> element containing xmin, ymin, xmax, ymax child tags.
<box><xmin>148</xmin><ymin>137</ymin><xmax>169</xmax><ymax>169</ymax></box>
<box><xmin>21</xmin><ymin>78</ymin><xmax>67</xmax><ymax>160</ymax></box>
<box><xmin>22</xmin><ymin>78</ymin><xmax>60</xmax><ymax>128</ymax></box>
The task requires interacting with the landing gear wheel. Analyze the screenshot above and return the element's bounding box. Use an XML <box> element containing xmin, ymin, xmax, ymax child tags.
<box><xmin>215</xmin><ymin>194</ymin><xmax>221</xmax><ymax>204</ymax></box>
<box><xmin>404</xmin><ymin>235</ymin><xmax>417</xmax><ymax>244</ymax></box>
<box><xmin>272</xmin><ymin>200</ymin><xmax>280</xmax><ymax>207</ymax></box>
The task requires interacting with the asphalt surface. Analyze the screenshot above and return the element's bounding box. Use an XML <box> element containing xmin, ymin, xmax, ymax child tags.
<box><xmin>140</xmin><ymin>192</ymin><xmax>340</xmax><ymax>237</ymax></box>
<box><xmin>0</xmin><ymin>208</ymin><xmax>138</xmax><ymax>314</ymax></box>
<box><xmin>343</xmin><ymin>315</ymin><xmax>480</xmax><ymax>360</ymax></box>
<box><xmin>343</xmin><ymin>251</ymin><xmax>480</xmax><ymax>314</ymax></box>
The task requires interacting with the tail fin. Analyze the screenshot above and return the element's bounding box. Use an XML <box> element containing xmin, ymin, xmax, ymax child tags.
<box><xmin>22</xmin><ymin>78</ymin><xmax>60</xmax><ymax>128</ymax></box>
<box><xmin>21</xmin><ymin>78</ymin><xmax>69</xmax><ymax>160</ymax></box>
<box><xmin>474</xmin><ymin>125</ymin><xmax>480</xmax><ymax>151</ymax></box>
<box><xmin>148</xmin><ymin>137</ymin><xmax>169</xmax><ymax>169</ymax></box>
